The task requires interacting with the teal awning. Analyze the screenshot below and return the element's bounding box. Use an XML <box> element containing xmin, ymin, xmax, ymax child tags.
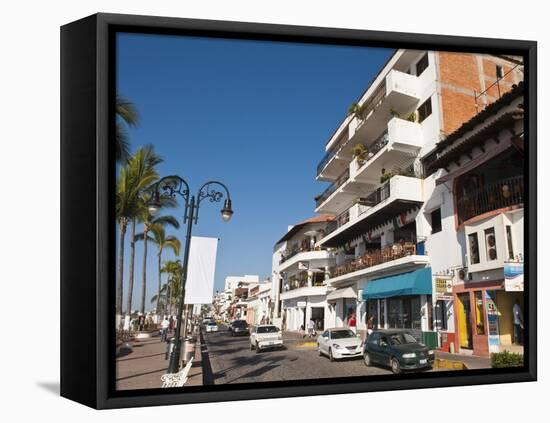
<box><xmin>362</xmin><ymin>268</ymin><xmax>432</xmax><ymax>300</ymax></box>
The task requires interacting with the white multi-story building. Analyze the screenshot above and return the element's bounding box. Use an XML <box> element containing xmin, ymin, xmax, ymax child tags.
<box><xmin>271</xmin><ymin>216</ymin><xmax>336</xmax><ymax>332</ymax></box>
<box><xmin>222</xmin><ymin>275</ymin><xmax>259</xmax><ymax>321</ymax></box>
<box><xmin>245</xmin><ymin>280</ymin><xmax>273</xmax><ymax>325</ymax></box>
<box><xmin>312</xmin><ymin>49</ymin><xmax>522</xmax><ymax>346</ymax></box>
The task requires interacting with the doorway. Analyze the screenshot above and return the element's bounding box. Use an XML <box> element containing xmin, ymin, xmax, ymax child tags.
<box><xmin>457</xmin><ymin>293</ymin><xmax>473</xmax><ymax>349</ymax></box>
<box><xmin>311</xmin><ymin>307</ymin><xmax>325</xmax><ymax>330</ymax></box>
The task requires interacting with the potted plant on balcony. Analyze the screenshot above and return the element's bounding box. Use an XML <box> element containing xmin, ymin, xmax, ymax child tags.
<box><xmin>389</xmin><ymin>107</ymin><xmax>400</xmax><ymax>118</ymax></box>
<box><xmin>352</xmin><ymin>143</ymin><xmax>369</xmax><ymax>166</ymax></box>
<box><xmin>380</xmin><ymin>168</ymin><xmax>394</xmax><ymax>184</ymax></box>
<box><xmin>348</xmin><ymin>102</ymin><xmax>367</xmax><ymax>119</ymax></box>
<box><xmin>406</xmin><ymin>112</ymin><xmax>417</xmax><ymax>122</ymax></box>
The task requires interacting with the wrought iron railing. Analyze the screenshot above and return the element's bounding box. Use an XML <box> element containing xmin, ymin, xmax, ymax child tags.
<box><xmin>317</xmin><ymin>131</ymin><xmax>348</xmax><ymax>176</ymax></box>
<box><xmin>329</xmin><ymin>241</ymin><xmax>425</xmax><ymax>279</ymax></box>
<box><xmin>456</xmin><ymin>175</ymin><xmax>524</xmax><ymax>224</ymax></box>
<box><xmin>314</xmin><ymin>168</ymin><xmax>350</xmax><ymax>208</ymax></box>
<box><xmin>280</xmin><ymin>246</ymin><xmax>325</xmax><ymax>264</ymax></box>
<box><xmin>362</xmin><ymin>180</ymin><xmax>391</xmax><ymax>208</ymax></box>
<box><xmin>317</xmin><ymin>84</ymin><xmax>387</xmax><ymax>175</ymax></box>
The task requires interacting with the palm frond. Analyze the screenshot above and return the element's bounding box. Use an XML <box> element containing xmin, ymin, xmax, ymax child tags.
<box><xmin>116</xmin><ymin>93</ymin><xmax>140</xmax><ymax>127</ymax></box>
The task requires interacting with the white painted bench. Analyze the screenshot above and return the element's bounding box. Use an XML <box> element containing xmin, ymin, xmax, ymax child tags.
<box><xmin>160</xmin><ymin>358</ymin><xmax>194</xmax><ymax>388</ymax></box>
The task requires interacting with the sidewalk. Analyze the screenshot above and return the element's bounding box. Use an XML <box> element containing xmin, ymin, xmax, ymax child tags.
<box><xmin>116</xmin><ymin>331</ymin><xmax>203</xmax><ymax>390</ymax></box>
<box><xmin>435</xmin><ymin>351</ymin><xmax>491</xmax><ymax>370</ymax></box>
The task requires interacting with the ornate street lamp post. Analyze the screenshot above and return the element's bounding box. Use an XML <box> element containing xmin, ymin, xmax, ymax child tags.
<box><xmin>149</xmin><ymin>176</ymin><xmax>233</xmax><ymax>373</ymax></box>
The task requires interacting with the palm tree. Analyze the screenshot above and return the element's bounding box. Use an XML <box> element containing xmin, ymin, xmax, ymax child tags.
<box><xmin>149</xmin><ymin>224</ymin><xmax>181</xmax><ymax>314</ymax></box>
<box><xmin>136</xmin><ymin>214</ymin><xmax>180</xmax><ymax>315</ymax></box>
<box><xmin>160</xmin><ymin>260</ymin><xmax>184</xmax><ymax>315</ymax></box>
<box><xmin>116</xmin><ymin>94</ymin><xmax>139</xmax><ymax>163</ymax></box>
<box><xmin>116</xmin><ymin>146</ymin><xmax>161</xmax><ymax>316</ymax></box>
<box><xmin>151</xmin><ymin>283</ymin><xmax>169</xmax><ymax>314</ymax></box>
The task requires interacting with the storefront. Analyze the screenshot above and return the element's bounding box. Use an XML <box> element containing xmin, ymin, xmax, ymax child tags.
<box><xmin>361</xmin><ymin>267</ymin><xmax>437</xmax><ymax>347</ymax></box>
<box><xmin>453</xmin><ymin>269</ymin><xmax>524</xmax><ymax>356</ymax></box>
<box><xmin>434</xmin><ymin>276</ymin><xmax>455</xmax><ymax>352</ymax></box>
<box><xmin>282</xmin><ymin>294</ymin><xmax>328</xmax><ymax>331</ymax></box>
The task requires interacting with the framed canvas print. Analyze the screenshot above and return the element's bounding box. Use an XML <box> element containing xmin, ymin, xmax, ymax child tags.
<box><xmin>60</xmin><ymin>13</ymin><xmax>537</xmax><ymax>409</ymax></box>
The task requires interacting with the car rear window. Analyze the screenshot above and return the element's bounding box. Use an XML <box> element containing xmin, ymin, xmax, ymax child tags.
<box><xmin>233</xmin><ymin>321</ymin><xmax>248</xmax><ymax>327</ymax></box>
<box><xmin>257</xmin><ymin>326</ymin><xmax>278</xmax><ymax>334</ymax></box>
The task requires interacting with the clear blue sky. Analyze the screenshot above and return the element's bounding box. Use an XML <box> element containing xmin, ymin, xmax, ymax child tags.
<box><xmin>117</xmin><ymin>32</ymin><xmax>392</xmax><ymax>311</ymax></box>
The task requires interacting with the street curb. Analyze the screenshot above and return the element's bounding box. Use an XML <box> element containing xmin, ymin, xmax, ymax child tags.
<box><xmin>434</xmin><ymin>358</ymin><xmax>467</xmax><ymax>370</ymax></box>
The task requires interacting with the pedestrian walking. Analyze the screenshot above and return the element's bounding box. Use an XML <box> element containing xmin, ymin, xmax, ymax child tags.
<box><xmin>160</xmin><ymin>316</ymin><xmax>170</xmax><ymax>342</ymax></box>
<box><xmin>513</xmin><ymin>299</ymin><xmax>524</xmax><ymax>345</ymax></box>
<box><xmin>367</xmin><ymin>315</ymin><xmax>375</xmax><ymax>336</ymax></box>
<box><xmin>348</xmin><ymin>312</ymin><xmax>357</xmax><ymax>334</ymax></box>
<box><xmin>307</xmin><ymin>318</ymin><xmax>316</xmax><ymax>338</ymax></box>
<box><xmin>138</xmin><ymin>315</ymin><xmax>145</xmax><ymax>331</ymax></box>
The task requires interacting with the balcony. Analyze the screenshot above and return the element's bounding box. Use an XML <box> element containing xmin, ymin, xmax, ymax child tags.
<box><xmin>280</xmin><ymin>273</ymin><xmax>328</xmax><ymax>300</ymax></box>
<box><xmin>317</xmin><ymin>70</ymin><xmax>420</xmax><ymax>181</ymax></box>
<box><xmin>279</xmin><ymin>248</ymin><xmax>334</xmax><ymax>272</ymax></box>
<box><xmin>314</xmin><ymin>168</ymin><xmax>350</xmax><ymax>209</ymax></box>
<box><xmin>319</xmin><ymin>175</ymin><xmax>423</xmax><ymax>248</ymax></box>
<box><xmin>457</xmin><ymin>175</ymin><xmax>524</xmax><ymax>224</ymax></box>
<box><xmin>315</xmin><ymin>118</ymin><xmax>422</xmax><ymax>215</ymax></box>
<box><xmin>327</xmin><ymin>242</ymin><xmax>429</xmax><ymax>285</ymax></box>
<box><xmin>350</xmin><ymin>117</ymin><xmax>423</xmax><ymax>184</ymax></box>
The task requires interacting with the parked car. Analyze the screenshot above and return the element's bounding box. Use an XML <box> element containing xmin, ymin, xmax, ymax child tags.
<box><xmin>205</xmin><ymin>321</ymin><xmax>218</xmax><ymax>333</ymax></box>
<box><xmin>250</xmin><ymin>325</ymin><xmax>283</xmax><ymax>352</ymax></box>
<box><xmin>317</xmin><ymin>328</ymin><xmax>363</xmax><ymax>361</ymax></box>
<box><xmin>363</xmin><ymin>329</ymin><xmax>435</xmax><ymax>374</ymax></box>
<box><xmin>230</xmin><ymin>319</ymin><xmax>249</xmax><ymax>336</ymax></box>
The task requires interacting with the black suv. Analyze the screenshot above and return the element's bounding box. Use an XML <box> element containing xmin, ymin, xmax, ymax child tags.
<box><xmin>230</xmin><ymin>320</ymin><xmax>249</xmax><ymax>336</ymax></box>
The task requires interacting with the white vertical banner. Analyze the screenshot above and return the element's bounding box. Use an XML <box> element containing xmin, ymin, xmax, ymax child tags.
<box><xmin>184</xmin><ymin>236</ymin><xmax>218</xmax><ymax>305</ymax></box>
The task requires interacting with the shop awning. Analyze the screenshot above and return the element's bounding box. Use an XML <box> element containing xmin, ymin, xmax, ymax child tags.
<box><xmin>362</xmin><ymin>268</ymin><xmax>432</xmax><ymax>300</ymax></box>
<box><xmin>326</xmin><ymin>286</ymin><xmax>357</xmax><ymax>302</ymax></box>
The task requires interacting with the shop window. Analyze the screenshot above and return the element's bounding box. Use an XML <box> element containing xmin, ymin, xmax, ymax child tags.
<box><xmin>415</xmin><ymin>53</ymin><xmax>429</xmax><ymax>76</ymax></box>
<box><xmin>388</xmin><ymin>297</ymin><xmax>421</xmax><ymax>330</ymax></box>
<box><xmin>468</xmin><ymin>233</ymin><xmax>480</xmax><ymax>264</ymax></box>
<box><xmin>506</xmin><ymin>225</ymin><xmax>514</xmax><ymax>260</ymax></box>
<box><xmin>430</xmin><ymin>208</ymin><xmax>442</xmax><ymax>234</ymax></box>
<box><xmin>484</xmin><ymin>227</ymin><xmax>498</xmax><ymax>261</ymax></box>
<box><xmin>475</xmin><ymin>291</ymin><xmax>485</xmax><ymax>335</ymax></box>
<box><xmin>418</xmin><ymin>97</ymin><xmax>432</xmax><ymax>123</ymax></box>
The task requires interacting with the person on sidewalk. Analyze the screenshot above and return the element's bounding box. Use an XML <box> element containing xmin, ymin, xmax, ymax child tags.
<box><xmin>160</xmin><ymin>316</ymin><xmax>170</xmax><ymax>343</ymax></box>
<box><xmin>348</xmin><ymin>312</ymin><xmax>357</xmax><ymax>334</ymax></box>
<box><xmin>367</xmin><ymin>315</ymin><xmax>375</xmax><ymax>336</ymax></box>
<box><xmin>307</xmin><ymin>318</ymin><xmax>316</xmax><ymax>338</ymax></box>
<box><xmin>513</xmin><ymin>299</ymin><xmax>524</xmax><ymax>345</ymax></box>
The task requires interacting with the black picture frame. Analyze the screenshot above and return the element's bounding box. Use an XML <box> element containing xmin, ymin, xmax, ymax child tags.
<box><xmin>61</xmin><ymin>12</ymin><xmax>537</xmax><ymax>409</ymax></box>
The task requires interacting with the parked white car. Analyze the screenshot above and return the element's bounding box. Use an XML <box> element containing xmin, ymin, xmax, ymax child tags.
<box><xmin>250</xmin><ymin>325</ymin><xmax>284</xmax><ymax>352</ymax></box>
<box><xmin>317</xmin><ymin>327</ymin><xmax>363</xmax><ymax>361</ymax></box>
<box><xmin>205</xmin><ymin>321</ymin><xmax>218</xmax><ymax>332</ymax></box>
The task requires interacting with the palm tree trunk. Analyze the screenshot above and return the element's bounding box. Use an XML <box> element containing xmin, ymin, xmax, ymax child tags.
<box><xmin>116</xmin><ymin>218</ymin><xmax>127</xmax><ymax>317</ymax></box>
<box><xmin>125</xmin><ymin>218</ymin><xmax>136</xmax><ymax>317</ymax></box>
<box><xmin>140</xmin><ymin>228</ymin><xmax>149</xmax><ymax>314</ymax></box>
<box><xmin>166</xmin><ymin>284</ymin><xmax>172</xmax><ymax>316</ymax></box>
<box><xmin>156</xmin><ymin>250</ymin><xmax>162</xmax><ymax>315</ymax></box>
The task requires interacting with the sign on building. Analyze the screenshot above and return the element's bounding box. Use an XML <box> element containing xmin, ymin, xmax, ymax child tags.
<box><xmin>435</xmin><ymin>277</ymin><xmax>453</xmax><ymax>300</ymax></box>
<box><xmin>504</xmin><ymin>261</ymin><xmax>524</xmax><ymax>292</ymax></box>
